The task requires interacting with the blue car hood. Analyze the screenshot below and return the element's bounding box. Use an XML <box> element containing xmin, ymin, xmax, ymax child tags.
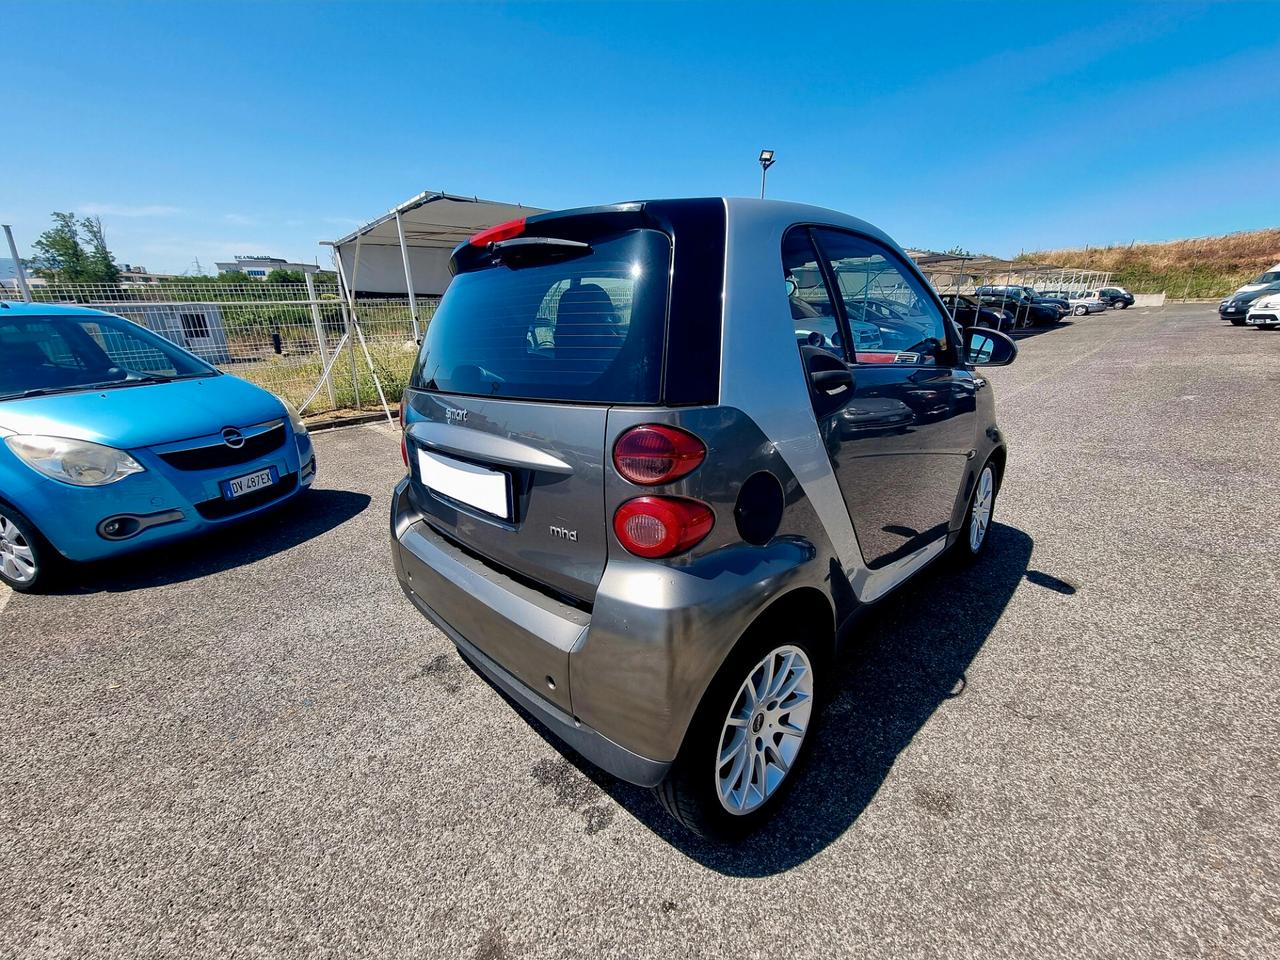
<box><xmin>0</xmin><ymin>375</ymin><xmax>287</xmax><ymax>449</ymax></box>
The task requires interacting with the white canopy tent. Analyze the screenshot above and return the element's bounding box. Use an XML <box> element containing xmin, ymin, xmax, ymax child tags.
<box><xmin>326</xmin><ymin>190</ymin><xmax>545</xmax><ymax>299</ymax></box>
<box><xmin>308</xmin><ymin>191</ymin><xmax>544</xmax><ymax>424</ymax></box>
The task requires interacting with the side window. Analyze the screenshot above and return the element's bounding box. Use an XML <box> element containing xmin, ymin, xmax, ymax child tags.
<box><xmin>180</xmin><ymin>313</ymin><xmax>211</xmax><ymax>340</ymax></box>
<box><xmin>812</xmin><ymin>229</ymin><xmax>950</xmax><ymax>366</ymax></box>
<box><xmin>781</xmin><ymin>228</ymin><xmax>846</xmax><ymax>360</ymax></box>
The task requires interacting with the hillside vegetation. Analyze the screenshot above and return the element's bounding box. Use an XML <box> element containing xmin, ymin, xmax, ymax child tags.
<box><xmin>1019</xmin><ymin>227</ymin><xmax>1280</xmax><ymax>298</ymax></box>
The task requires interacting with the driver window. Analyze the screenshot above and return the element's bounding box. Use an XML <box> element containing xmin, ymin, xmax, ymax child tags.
<box><xmin>811</xmin><ymin>229</ymin><xmax>950</xmax><ymax>366</ymax></box>
<box><xmin>781</xmin><ymin>228</ymin><xmax>846</xmax><ymax>360</ymax></box>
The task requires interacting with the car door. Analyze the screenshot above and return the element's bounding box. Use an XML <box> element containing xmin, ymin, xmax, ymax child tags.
<box><xmin>785</xmin><ymin>227</ymin><xmax>978</xmax><ymax>569</ymax></box>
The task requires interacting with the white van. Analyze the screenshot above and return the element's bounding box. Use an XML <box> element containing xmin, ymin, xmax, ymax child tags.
<box><xmin>1235</xmin><ymin>263</ymin><xmax>1280</xmax><ymax>296</ymax></box>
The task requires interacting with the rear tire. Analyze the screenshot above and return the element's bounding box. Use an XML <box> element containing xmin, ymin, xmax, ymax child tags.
<box><xmin>1074</xmin><ymin>304</ymin><xmax>1088</xmax><ymax>316</ymax></box>
<box><xmin>0</xmin><ymin>503</ymin><xmax>61</xmax><ymax>593</ymax></box>
<box><xmin>952</xmin><ymin>462</ymin><xmax>999</xmax><ymax>566</ymax></box>
<box><xmin>655</xmin><ymin>625</ymin><xmax>824</xmax><ymax>841</ymax></box>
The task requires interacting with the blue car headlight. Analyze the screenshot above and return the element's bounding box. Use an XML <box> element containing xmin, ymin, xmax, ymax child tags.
<box><xmin>5</xmin><ymin>435</ymin><xmax>145</xmax><ymax>486</ymax></box>
<box><xmin>279</xmin><ymin>399</ymin><xmax>309</xmax><ymax>438</ymax></box>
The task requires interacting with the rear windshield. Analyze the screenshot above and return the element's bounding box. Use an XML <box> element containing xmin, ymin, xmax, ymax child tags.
<box><xmin>411</xmin><ymin>228</ymin><xmax>671</xmax><ymax>403</ymax></box>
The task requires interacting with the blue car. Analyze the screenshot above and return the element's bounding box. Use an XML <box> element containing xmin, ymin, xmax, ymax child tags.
<box><xmin>0</xmin><ymin>302</ymin><xmax>316</xmax><ymax>592</ymax></box>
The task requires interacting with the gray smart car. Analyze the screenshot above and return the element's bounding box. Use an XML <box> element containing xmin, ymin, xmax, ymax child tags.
<box><xmin>391</xmin><ymin>199</ymin><xmax>1015</xmax><ymax>839</ymax></box>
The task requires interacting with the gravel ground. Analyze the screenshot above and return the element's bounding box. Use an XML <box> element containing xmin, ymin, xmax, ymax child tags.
<box><xmin>2</xmin><ymin>303</ymin><xmax>1277</xmax><ymax>959</ymax></box>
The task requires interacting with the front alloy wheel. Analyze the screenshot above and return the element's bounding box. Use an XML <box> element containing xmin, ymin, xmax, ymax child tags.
<box><xmin>715</xmin><ymin>645</ymin><xmax>814</xmax><ymax>815</ymax></box>
<box><xmin>0</xmin><ymin>510</ymin><xmax>39</xmax><ymax>589</ymax></box>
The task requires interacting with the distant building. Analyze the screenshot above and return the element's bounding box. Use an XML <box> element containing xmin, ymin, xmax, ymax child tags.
<box><xmin>113</xmin><ymin>303</ymin><xmax>231</xmax><ymax>365</ymax></box>
<box><xmin>0</xmin><ymin>258</ymin><xmax>48</xmax><ymax>294</ymax></box>
<box><xmin>117</xmin><ymin>264</ymin><xmax>178</xmax><ymax>285</ymax></box>
<box><xmin>215</xmin><ymin>255</ymin><xmax>320</xmax><ymax>279</ymax></box>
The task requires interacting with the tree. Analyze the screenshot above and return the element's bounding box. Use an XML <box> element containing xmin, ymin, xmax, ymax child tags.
<box><xmin>32</xmin><ymin>212</ymin><xmax>89</xmax><ymax>281</ymax></box>
<box><xmin>266</xmin><ymin>268</ymin><xmax>305</xmax><ymax>283</ymax></box>
<box><xmin>944</xmin><ymin>245</ymin><xmax>973</xmax><ymax>257</ymax></box>
<box><xmin>31</xmin><ymin>211</ymin><xmax>121</xmax><ymax>282</ymax></box>
<box><xmin>80</xmin><ymin>215</ymin><xmax>121</xmax><ymax>283</ymax></box>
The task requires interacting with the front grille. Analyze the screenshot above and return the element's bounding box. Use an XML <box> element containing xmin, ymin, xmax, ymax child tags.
<box><xmin>159</xmin><ymin>422</ymin><xmax>287</xmax><ymax>471</ymax></box>
<box><xmin>195</xmin><ymin>472</ymin><xmax>298</xmax><ymax>519</ymax></box>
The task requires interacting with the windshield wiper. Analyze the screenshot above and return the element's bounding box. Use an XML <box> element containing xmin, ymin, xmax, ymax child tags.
<box><xmin>1</xmin><ymin>386</ymin><xmax>84</xmax><ymax>400</ymax></box>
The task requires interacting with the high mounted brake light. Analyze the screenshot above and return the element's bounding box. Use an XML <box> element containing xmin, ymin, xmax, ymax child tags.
<box><xmin>469</xmin><ymin>218</ymin><xmax>526</xmax><ymax>247</ymax></box>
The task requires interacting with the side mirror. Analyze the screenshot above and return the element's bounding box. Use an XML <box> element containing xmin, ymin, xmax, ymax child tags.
<box><xmin>963</xmin><ymin>327</ymin><xmax>1017</xmax><ymax>366</ymax></box>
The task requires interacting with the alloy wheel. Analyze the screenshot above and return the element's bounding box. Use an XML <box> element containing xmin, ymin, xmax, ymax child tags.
<box><xmin>969</xmin><ymin>465</ymin><xmax>994</xmax><ymax>552</ymax></box>
<box><xmin>0</xmin><ymin>513</ymin><xmax>37</xmax><ymax>584</ymax></box>
<box><xmin>715</xmin><ymin>645</ymin><xmax>814</xmax><ymax>815</ymax></box>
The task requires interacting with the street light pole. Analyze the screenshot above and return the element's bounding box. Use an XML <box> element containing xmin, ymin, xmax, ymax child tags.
<box><xmin>758</xmin><ymin>149</ymin><xmax>776</xmax><ymax>199</ymax></box>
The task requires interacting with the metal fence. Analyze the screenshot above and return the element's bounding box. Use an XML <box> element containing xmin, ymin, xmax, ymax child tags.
<box><xmin>12</xmin><ymin>281</ymin><xmax>437</xmax><ymax>417</ymax></box>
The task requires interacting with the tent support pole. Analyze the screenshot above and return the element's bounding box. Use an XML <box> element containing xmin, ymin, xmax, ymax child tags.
<box><xmin>304</xmin><ymin>271</ymin><xmax>337</xmax><ymax>409</ymax></box>
<box><xmin>3</xmin><ymin>225</ymin><xmax>32</xmax><ymax>302</ymax></box>
<box><xmin>394</xmin><ymin>211</ymin><xmax>422</xmax><ymax>342</ymax></box>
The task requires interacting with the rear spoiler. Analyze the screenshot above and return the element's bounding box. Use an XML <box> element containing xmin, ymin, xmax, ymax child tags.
<box><xmin>450</xmin><ymin>203</ymin><xmax>648</xmax><ymax>275</ymax></box>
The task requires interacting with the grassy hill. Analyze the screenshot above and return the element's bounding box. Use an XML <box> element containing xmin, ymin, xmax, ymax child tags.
<box><xmin>1018</xmin><ymin>227</ymin><xmax>1280</xmax><ymax>298</ymax></box>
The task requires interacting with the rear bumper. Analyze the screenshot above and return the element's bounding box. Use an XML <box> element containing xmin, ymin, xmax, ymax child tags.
<box><xmin>390</xmin><ymin>477</ymin><xmax>824</xmax><ymax>786</ymax></box>
<box><xmin>391</xmin><ymin>479</ymin><xmax>670</xmax><ymax>786</ymax></box>
<box><xmin>397</xmin><ymin>574</ymin><xmax>671</xmax><ymax>787</ymax></box>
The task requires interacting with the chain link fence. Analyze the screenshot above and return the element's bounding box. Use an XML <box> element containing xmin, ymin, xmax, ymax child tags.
<box><xmin>11</xmin><ymin>282</ymin><xmax>437</xmax><ymax>417</ymax></box>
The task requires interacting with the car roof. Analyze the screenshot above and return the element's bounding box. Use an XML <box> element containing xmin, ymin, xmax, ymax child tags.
<box><xmin>0</xmin><ymin>301</ymin><xmax>117</xmax><ymax>318</ymax></box>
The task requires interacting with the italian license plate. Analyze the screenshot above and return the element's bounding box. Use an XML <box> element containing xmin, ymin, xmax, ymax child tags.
<box><xmin>221</xmin><ymin>466</ymin><xmax>277</xmax><ymax>500</ymax></box>
<box><xmin>417</xmin><ymin>448</ymin><xmax>512</xmax><ymax>520</ymax></box>
<box><xmin>1247</xmin><ymin>315</ymin><xmax>1269</xmax><ymax>325</ymax></box>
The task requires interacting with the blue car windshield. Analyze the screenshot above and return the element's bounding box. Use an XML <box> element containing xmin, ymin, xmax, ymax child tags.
<box><xmin>0</xmin><ymin>313</ymin><xmax>215</xmax><ymax>400</ymax></box>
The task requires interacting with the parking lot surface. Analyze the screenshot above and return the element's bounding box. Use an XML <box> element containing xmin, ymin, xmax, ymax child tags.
<box><xmin>2</xmin><ymin>304</ymin><xmax>1277</xmax><ymax>959</ymax></box>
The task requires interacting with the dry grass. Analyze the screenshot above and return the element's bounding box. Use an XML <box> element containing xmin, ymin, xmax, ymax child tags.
<box><xmin>1019</xmin><ymin>227</ymin><xmax>1280</xmax><ymax>298</ymax></box>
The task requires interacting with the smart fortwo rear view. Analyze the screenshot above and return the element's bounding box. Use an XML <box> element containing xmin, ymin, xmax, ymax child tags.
<box><xmin>390</xmin><ymin>198</ymin><xmax>1016</xmax><ymax>840</ymax></box>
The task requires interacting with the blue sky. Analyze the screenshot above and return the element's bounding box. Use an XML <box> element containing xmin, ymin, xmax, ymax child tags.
<box><xmin>3</xmin><ymin>0</ymin><xmax>1277</xmax><ymax>274</ymax></box>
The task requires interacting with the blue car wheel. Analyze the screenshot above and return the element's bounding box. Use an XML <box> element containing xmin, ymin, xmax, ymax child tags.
<box><xmin>0</xmin><ymin>502</ymin><xmax>60</xmax><ymax>593</ymax></box>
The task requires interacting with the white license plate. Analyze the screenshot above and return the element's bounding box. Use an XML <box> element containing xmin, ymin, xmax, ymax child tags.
<box><xmin>222</xmin><ymin>467</ymin><xmax>276</xmax><ymax>499</ymax></box>
<box><xmin>417</xmin><ymin>449</ymin><xmax>511</xmax><ymax>519</ymax></box>
<box><xmin>1247</xmin><ymin>316</ymin><xmax>1270</xmax><ymax>325</ymax></box>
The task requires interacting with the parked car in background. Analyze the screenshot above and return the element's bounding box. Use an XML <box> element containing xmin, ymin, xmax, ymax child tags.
<box><xmin>1017</xmin><ymin>286</ymin><xmax>1071</xmax><ymax>318</ymax></box>
<box><xmin>391</xmin><ymin>198</ymin><xmax>1017</xmax><ymax>839</ymax></box>
<box><xmin>973</xmin><ymin>286</ymin><xmax>1059</xmax><ymax>326</ymax></box>
<box><xmin>0</xmin><ymin>302</ymin><xmax>315</xmax><ymax>592</ymax></box>
<box><xmin>1220</xmin><ymin>281</ymin><xmax>1280</xmax><ymax>326</ymax></box>
<box><xmin>1095</xmin><ymin>286</ymin><xmax>1135</xmax><ymax>308</ymax></box>
<box><xmin>1042</xmin><ymin>290</ymin><xmax>1109</xmax><ymax>316</ymax></box>
<box><xmin>940</xmin><ymin>293</ymin><xmax>1016</xmax><ymax>332</ymax></box>
<box><xmin>1245</xmin><ymin>291</ymin><xmax>1280</xmax><ymax>330</ymax></box>
<box><xmin>1233</xmin><ymin>263</ymin><xmax>1280</xmax><ymax>297</ymax></box>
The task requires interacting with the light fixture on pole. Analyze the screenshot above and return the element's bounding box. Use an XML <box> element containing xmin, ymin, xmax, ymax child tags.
<box><xmin>758</xmin><ymin>149</ymin><xmax>776</xmax><ymax>199</ymax></box>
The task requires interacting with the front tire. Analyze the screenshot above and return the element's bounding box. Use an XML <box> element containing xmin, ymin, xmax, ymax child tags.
<box><xmin>1230</xmin><ymin>317</ymin><xmax>1245</xmax><ymax>326</ymax></box>
<box><xmin>655</xmin><ymin>631</ymin><xmax>822</xmax><ymax>841</ymax></box>
<box><xmin>0</xmin><ymin>504</ymin><xmax>60</xmax><ymax>593</ymax></box>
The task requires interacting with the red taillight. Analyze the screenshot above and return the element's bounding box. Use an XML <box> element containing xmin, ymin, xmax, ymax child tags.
<box><xmin>469</xmin><ymin>217</ymin><xmax>526</xmax><ymax>247</ymax></box>
<box><xmin>612</xmin><ymin>425</ymin><xmax>706</xmax><ymax>485</ymax></box>
<box><xmin>613</xmin><ymin>497</ymin><xmax>714</xmax><ymax>559</ymax></box>
<box><xmin>401</xmin><ymin>433</ymin><xmax>408</xmax><ymax>468</ymax></box>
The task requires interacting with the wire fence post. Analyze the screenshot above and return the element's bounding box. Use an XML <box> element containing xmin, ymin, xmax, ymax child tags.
<box><xmin>303</xmin><ymin>271</ymin><xmax>337</xmax><ymax>409</ymax></box>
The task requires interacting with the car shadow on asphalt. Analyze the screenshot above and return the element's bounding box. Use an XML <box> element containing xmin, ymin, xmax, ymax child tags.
<box><xmin>49</xmin><ymin>489</ymin><xmax>371</xmax><ymax>594</ymax></box>
<box><xmin>482</xmin><ymin>521</ymin><xmax>1035</xmax><ymax>875</ymax></box>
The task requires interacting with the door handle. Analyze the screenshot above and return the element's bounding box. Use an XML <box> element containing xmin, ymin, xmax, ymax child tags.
<box><xmin>810</xmin><ymin>368</ymin><xmax>854</xmax><ymax>395</ymax></box>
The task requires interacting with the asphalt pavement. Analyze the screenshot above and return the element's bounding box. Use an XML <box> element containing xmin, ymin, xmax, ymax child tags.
<box><xmin>2</xmin><ymin>303</ymin><xmax>1277</xmax><ymax>959</ymax></box>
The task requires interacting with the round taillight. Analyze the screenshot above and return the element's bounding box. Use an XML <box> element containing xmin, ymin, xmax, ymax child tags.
<box><xmin>613</xmin><ymin>496</ymin><xmax>715</xmax><ymax>559</ymax></box>
<box><xmin>613</xmin><ymin>425</ymin><xmax>706</xmax><ymax>485</ymax></box>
